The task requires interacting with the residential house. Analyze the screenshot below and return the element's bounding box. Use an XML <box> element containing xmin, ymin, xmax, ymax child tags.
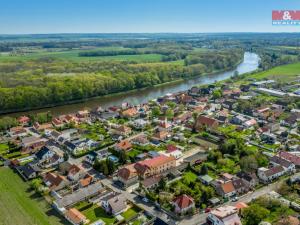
<box><xmin>134</xmin><ymin>155</ymin><xmax>176</xmax><ymax>178</ymax></box>
<box><xmin>222</xmin><ymin>100</ymin><xmax>237</xmax><ymax>110</ymax></box>
<box><xmin>79</xmin><ymin>175</ymin><xmax>93</xmax><ymax>188</ymax></box>
<box><xmin>132</xmin><ymin>119</ymin><xmax>148</xmax><ymax>129</ymax></box>
<box><xmin>195</xmin><ymin>115</ymin><xmax>219</xmax><ymax>131</ymax></box>
<box><xmin>257</xmin><ymin>166</ymin><xmax>285</xmax><ymax>183</ymax></box>
<box><xmin>278</xmin><ymin>151</ymin><xmax>300</xmax><ymax>168</ymax></box>
<box><xmin>207</xmin><ymin>206</ymin><xmax>242</xmax><ymax>225</ymax></box>
<box><xmin>33</xmin><ymin>122</ymin><xmax>53</xmax><ymax>132</ymax></box>
<box><xmin>232</xmin><ymin>178</ymin><xmax>249</xmax><ymax>195</ymax></box>
<box><xmin>52</xmin><ymin>118</ymin><xmax>64</xmax><ymax>128</ymax></box>
<box><xmin>172</xmin><ymin>194</ymin><xmax>195</xmax><ymax>214</ymax></box>
<box><xmin>131</xmin><ymin>135</ymin><xmax>149</xmax><ymax>146</ymax></box>
<box><xmin>21</xmin><ymin>136</ymin><xmax>47</xmax><ymax>154</ymax></box>
<box><xmin>282</xmin><ymin>112</ymin><xmax>300</xmax><ymax>128</ymax></box>
<box><xmin>158</xmin><ymin>118</ymin><xmax>172</xmax><ymax>131</ymax></box>
<box><xmin>253</xmin><ymin>107</ymin><xmax>270</xmax><ymax>120</ymax></box>
<box><xmin>269</xmin><ymin>155</ymin><xmax>295</xmax><ymax>173</ymax></box>
<box><xmin>9</xmin><ymin>126</ymin><xmax>28</xmax><ymax>137</ymax></box>
<box><xmin>16</xmin><ymin>164</ymin><xmax>37</xmax><ymax>180</ymax></box>
<box><xmin>230</xmin><ymin>115</ymin><xmax>247</xmax><ymax>125</ymax></box>
<box><xmin>264</xmin><ymin>122</ymin><xmax>280</xmax><ymax>133</ymax></box>
<box><xmin>173</xmin><ymin>112</ymin><xmax>192</xmax><ymax>124</ymax></box>
<box><xmin>215</xmin><ymin>181</ymin><xmax>236</xmax><ymax>198</ymax></box>
<box><xmin>67</xmin><ymin>165</ymin><xmax>86</xmax><ymax>181</ymax></box>
<box><xmin>65</xmin><ymin>208</ymin><xmax>87</xmax><ymax>225</ymax></box>
<box><xmin>115</xmin><ymin>140</ymin><xmax>132</xmax><ymax>152</ymax></box>
<box><xmin>236</xmin><ymin>171</ymin><xmax>258</xmax><ymax>189</ymax></box>
<box><xmin>101</xmin><ymin>193</ymin><xmax>127</xmax><ymax>216</ymax></box>
<box><xmin>152</xmin><ymin>130</ymin><xmax>169</xmax><ymax>142</ymax></box>
<box><xmin>35</xmin><ymin>146</ymin><xmax>55</xmax><ymax>161</ymax></box>
<box><xmin>44</xmin><ymin>172</ymin><xmax>68</xmax><ymax>191</ymax></box>
<box><xmin>118</xmin><ymin>164</ymin><xmax>138</xmax><ymax>188</ymax></box>
<box><xmin>244</xmin><ymin>118</ymin><xmax>257</xmax><ymax>128</ymax></box>
<box><xmin>164</xmin><ymin>149</ymin><xmax>183</xmax><ymax>159</ymax></box>
<box><xmin>120</xmin><ymin>107</ymin><xmax>138</xmax><ymax>118</ymax></box>
<box><xmin>113</xmin><ymin>125</ymin><xmax>132</xmax><ymax>136</ymax></box>
<box><xmin>142</xmin><ymin>176</ymin><xmax>162</xmax><ymax>190</ymax></box>
<box><xmin>261</xmin><ymin>132</ymin><xmax>277</xmax><ymax>144</ymax></box>
<box><xmin>18</xmin><ymin>116</ymin><xmax>30</xmax><ymax>126</ymax></box>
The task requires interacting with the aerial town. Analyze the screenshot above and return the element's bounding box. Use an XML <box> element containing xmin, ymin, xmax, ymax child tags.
<box><xmin>1</xmin><ymin>74</ymin><xmax>300</xmax><ymax>225</ymax></box>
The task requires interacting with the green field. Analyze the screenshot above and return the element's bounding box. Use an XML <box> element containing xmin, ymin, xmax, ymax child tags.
<box><xmin>247</xmin><ymin>62</ymin><xmax>300</xmax><ymax>81</ymax></box>
<box><xmin>0</xmin><ymin>167</ymin><xmax>67</xmax><ymax>225</ymax></box>
<box><xmin>0</xmin><ymin>47</ymin><xmax>163</xmax><ymax>63</ymax></box>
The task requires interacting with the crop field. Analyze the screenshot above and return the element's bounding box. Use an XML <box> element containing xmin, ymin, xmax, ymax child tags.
<box><xmin>0</xmin><ymin>167</ymin><xmax>67</xmax><ymax>225</ymax></box>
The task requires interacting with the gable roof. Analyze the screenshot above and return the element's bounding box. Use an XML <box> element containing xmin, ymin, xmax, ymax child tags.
<box><xmin>270</xmin><ymin>155</ymin><xmax>294</xmax><ymax>168</ymax></box>
<box><xmin>35</xmin><ymin>146</ymin><xmax>51</xmax><ymax>160</ymax></box>
<box><xmin>278</xmin><ymin>151</ymin><xmax>300</xmax><ymax>166</ymax></box>
<box><xmin>107</xmin><ymin>194</ymin><xmax>127</xmax><ymax>214</ymax></box>
<box><xmin>196</xmin><ymin>115</ymin><xmax>219</xmax><ymax>128</ymax></box>
<box><xmin>264</xmin><ymin>165</ymin><xmax>285</xmax><ymax>177</ymax></box>
<box><xmin>173</xmin><ymin>194</ymin><xmax>194</xmax><ymax>209</ymax></box>
<box><xmin>220</xmin><ymin>181</ymin><xmax>235</xmax><ymax>194</ymax></box>
<box><xmin>65</xmin><ymin>208</ymin><xmax>86</xmax><ymax>224</ymax></box>
<box><xmin>118</xmin><ymin>164</ymin><xmax>137</xmax><ymax>180</ymax></box>
<box><xmin>44</xmin><ymin>172</ymin><xmax>66</xmax><ymax>188</ymax></box>
<box><xmin>115</xmin><ymin>140</ymin><xmax>132</xmax><ymax>151</ymax></box>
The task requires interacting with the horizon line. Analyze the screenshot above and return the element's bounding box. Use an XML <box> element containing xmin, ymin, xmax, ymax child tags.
<box><xmin>1</xmin><ymin>31</ymin><xmax>300</xmax><ymax>36</ymax></box>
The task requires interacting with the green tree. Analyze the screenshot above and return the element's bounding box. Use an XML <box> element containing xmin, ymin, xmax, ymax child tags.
<box><xmin>106</xmin><ymin>158</ymin><xmax>116</xmax><ymax>175</ymax></box>
<box><xmin>240</xmin><ymin>155</ymin><xmax>258</xmax><ymax>172</ymax></box>
<box><xmin>242</xmin><ymin>204</ymin><xmax>270</xmax><ymax>225</ymax></box>
<box><xmin>165</xmin><ymin>109</ymin><xmax>174</xmax><ymax>119</ymax></box>
<box><xmin>212</xmin><ymin>89</ymin><xmax>222</xmax><ymax>99</ymax></box>
<box><xmin>200</xmin><ymin>164</ymin><xmax>208</xmax><ymax>175</ymax></box>
<box><xmin>119</xmin><ymin>150</ymin><xmax>128</xmax><ymax>165</ymax></box>
<box><xmin>151</xmin><ymin>106</ymin><xmax>161</xmax><ymax>117</ymax></box>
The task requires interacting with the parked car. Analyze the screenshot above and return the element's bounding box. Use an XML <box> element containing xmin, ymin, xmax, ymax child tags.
<box><xmin>205</xmin><ymin>207</ymin><xmax>212</xmax><ymax>213</ymax></box>
<box><xmin>232</xmin><ymin>196</ymin><xmax>239</xmax><ymax>202</ymax></box>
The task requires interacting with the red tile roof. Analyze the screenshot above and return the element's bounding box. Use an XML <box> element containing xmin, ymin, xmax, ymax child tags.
<box><xmin>196</xmin><ymin>115</ymin><xmax>219</xmax><ymax>128</ymax></box>
<box><xmin>278</xmin><ymin>151</ymin><xmax>300</xmax><ymax>166</ymax></box>
<box><xmin>116</xmin><ymin>140</ymin><xmax>132</xmax><ymax>151</ymax></box>
<box><xmin>173</xmin><ymin>194</ymin><xmax>194</xmax><ymax>209</ymax></box>
<box><xmin>118</xmin><ymin>164</ymin><xmax>137</xmax><ymax>180</ymax></box>
<box><xmin>221</xmin><ymin>181</ymin><xmax>235</xmax><ymax>194</ymax></box>
<box><xmin>66</xmin><ymin>208</ymin><xmax>86</xmax><ymax>224</ymax></box>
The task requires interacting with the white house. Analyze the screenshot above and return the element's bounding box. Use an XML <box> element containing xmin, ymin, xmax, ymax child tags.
<box><xmin>257</xmin><ymin>166</ymin><xmax>285</xmax><ymax>183</ymax></box>
<box><xmin>207</xmin><ymin>206</ymin><xmax>242</xmax><ymax>225</ymax></box>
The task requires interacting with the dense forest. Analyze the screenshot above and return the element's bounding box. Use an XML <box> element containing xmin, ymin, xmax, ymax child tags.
<box><xmin>0</xmin><ymin>33</ymin><xmax>299</xmax><ymax>113</ymax></box>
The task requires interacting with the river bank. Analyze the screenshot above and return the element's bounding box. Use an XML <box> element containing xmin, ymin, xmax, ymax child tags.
<box><xmin>0</xmin><ymin>52</ymin><xmax>259</xmax><ymax>118</ymax></box>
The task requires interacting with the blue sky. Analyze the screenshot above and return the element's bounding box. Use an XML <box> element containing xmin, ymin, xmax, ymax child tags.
<box><xmin>1</xmin><ymin>0</ymin><xmax>300</xmax><ymax>34</ymax></box>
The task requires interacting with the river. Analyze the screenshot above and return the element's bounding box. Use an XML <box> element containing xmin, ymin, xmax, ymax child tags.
<box><xmin>3</xmin><ymin>52</ymin><xmax>259</xmax><ymax>118</ymax></box>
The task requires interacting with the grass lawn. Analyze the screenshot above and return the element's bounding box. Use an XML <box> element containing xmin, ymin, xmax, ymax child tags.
<box><xmin>121</xmin><ymin>206</ymin><xmax>141</xmax><ymax>220</ymax></box>
<box><xmin>247</xmin><ymin>62</ymin><xmax>300</xmax><ymax>82</ymax></box>
<box><xmin>0</xmin><ymin>167</ymin><xmax>67</xmax><ymax>225</ymax></box>
<box><xmin>0</xmin><ymin>143</ymin><xmax>9</xmax><ymax>154</ymax></box>
<box><xmin>82</xmin><ymin>205</ymin><xmax>116</xmax><ymax>225</ymax></box>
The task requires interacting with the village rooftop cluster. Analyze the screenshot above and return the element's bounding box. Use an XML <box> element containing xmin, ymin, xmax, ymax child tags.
<box><xmin>1</xmin><ymin>77</ymin><xmax>300</xmax><ymax>225</ymax></box>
